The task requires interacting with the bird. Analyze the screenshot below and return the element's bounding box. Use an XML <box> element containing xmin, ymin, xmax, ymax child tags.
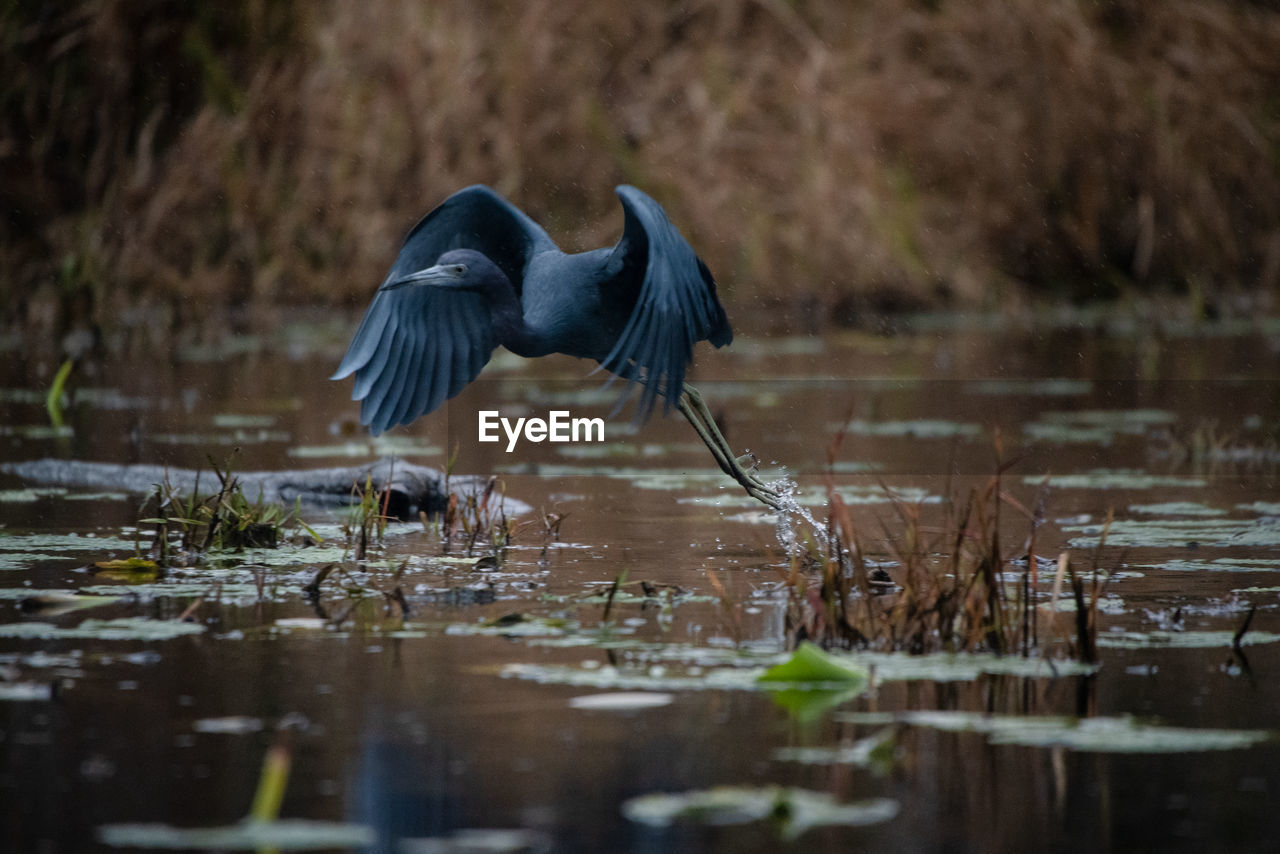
<box><xmin>332</xmin><ymin>184</ymin><xmax>782</xmax><ymax>509</ymax></box>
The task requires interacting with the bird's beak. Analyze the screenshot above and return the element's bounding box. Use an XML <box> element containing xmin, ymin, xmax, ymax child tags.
<box><xmin>380</xmin><ymin>264</ymin><xmax>459</xmax><ymax>291</ymax></box>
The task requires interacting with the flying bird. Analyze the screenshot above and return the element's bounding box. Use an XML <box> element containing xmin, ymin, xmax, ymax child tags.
<box><xmin>332</xmin><ymin>184</ymin><xmax>780</xmax><ymax>509</ymax></box>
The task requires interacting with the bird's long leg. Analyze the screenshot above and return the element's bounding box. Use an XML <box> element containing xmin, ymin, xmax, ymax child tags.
<box><xmin>678</xmin><ymin>383</ymin><xmax>785</xmax><ymax>511</ymax></box>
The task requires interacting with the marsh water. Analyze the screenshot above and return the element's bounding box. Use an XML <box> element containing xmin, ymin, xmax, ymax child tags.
<box><xmin>2</xmin><ymin>313</ymin><xmax>1279</xmax><ymax>852</ymax></box>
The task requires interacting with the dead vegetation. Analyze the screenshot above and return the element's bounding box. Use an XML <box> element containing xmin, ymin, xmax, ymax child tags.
<box><xmin>5</xmin><ymin>1</ymin><xmax>1280</xmax><ymax>341</ymax></box>
<box><xmin>778</xmin><ymin>430</ymin><xmax>1106</xmax><ymax>662</ymax></box>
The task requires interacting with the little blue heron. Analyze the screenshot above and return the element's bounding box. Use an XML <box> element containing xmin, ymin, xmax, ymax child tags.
<box><xmin>332</xmin><ymin>184</ymin><xmax>781</xmax><ymax>509</ymax></box>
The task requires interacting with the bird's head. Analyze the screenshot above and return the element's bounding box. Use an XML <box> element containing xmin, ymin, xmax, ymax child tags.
<box><xmin>381</xmin><ymin>248</ymin><xmax>503</xmax><ymax>293</ymax></box>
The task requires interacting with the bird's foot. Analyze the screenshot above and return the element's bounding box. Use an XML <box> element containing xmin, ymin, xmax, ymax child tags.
<box><xmin>679</xmin><ymin>383</ymin><xmax>789</xmax><ymax>514</ymax></box>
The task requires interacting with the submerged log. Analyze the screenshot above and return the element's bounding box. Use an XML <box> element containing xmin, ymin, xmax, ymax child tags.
<box><xmin>0</xmin><ymin>457</ymin><xmax>521</xmax><ymax>520</ymax></box>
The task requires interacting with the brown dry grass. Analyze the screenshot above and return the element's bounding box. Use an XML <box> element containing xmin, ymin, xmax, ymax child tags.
<box><xmin>6</xmin><ymin>0</ymin><xmax>1280</xmax><ymax>338</ymax></box>
<box><xmin>781</xmin><ymin>431</ymin><xmax>1105</xmax><ymax>660</ymax></box>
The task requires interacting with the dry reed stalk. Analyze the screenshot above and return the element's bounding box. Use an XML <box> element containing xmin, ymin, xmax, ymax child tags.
<box><xmin>7</xmin><ymin>1</ymin><xmax>1280</xmax><ymax>338</ymax></box>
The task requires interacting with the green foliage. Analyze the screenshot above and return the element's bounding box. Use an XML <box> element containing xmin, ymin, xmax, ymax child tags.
<box><xmin>45</xmin><ymin>358</ymin><xmax>74</xmax><ymax>428</ymax></box>
<box><xmin>756</xmin><ymin>642</ymin><xmax>869</xmax><ymax>685</ymax></box>
<box><xmin>139</xmin><ymin>457</ymin><xmax>313</xmax><ymax>562</ymax></box>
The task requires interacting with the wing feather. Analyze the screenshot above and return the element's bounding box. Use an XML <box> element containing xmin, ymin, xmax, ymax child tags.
<box><xmin>332</xmin><ymin>185</ymin><xmax>554</xmax><ymax>434</ymax></box>
<box><xmin>385</xmin><ymin>304</ymin><xmax>428</xmax><ymax>432</ymax></box>
<box><xmin>599</xmin><ymin>185</ymin><xmax>732</xmax><ymax>417</ymax></box>
<box><xmin>362</xmin><ymin>317</ymin><xmax>408</xmax><ymax>430</ymax></box>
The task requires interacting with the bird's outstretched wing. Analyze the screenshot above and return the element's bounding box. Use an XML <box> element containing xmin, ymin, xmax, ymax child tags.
<box><xmin>331</xmin><ymin>185</ymin><xmax>555</xmax><ymax>434</ymax></box>
<box><xmin>599</xmin><ymin>185</ymin><xmax>732</xmax><ymax>417</ymax></box>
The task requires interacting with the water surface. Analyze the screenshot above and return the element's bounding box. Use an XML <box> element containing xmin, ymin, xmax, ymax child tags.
<box><xmin>2</xmin><ymin>316</ymin><xmax>1278</xmax><ymax>852</ymax></box>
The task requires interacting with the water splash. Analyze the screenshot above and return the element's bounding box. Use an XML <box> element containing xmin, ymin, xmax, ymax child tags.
<box><xmin>766</xmin><ymin>475</ymin><xmax>829</xmax><ymax>556</ymax></box>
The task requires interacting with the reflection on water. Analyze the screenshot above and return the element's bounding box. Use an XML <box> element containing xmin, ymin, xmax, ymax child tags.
<box><xmin>1</xmin><ymin>319</ymin><xmax>1279</xmax><ymax>852</ymax></box>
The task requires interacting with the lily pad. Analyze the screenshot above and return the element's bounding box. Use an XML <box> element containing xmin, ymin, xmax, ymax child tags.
<box><xmin>97</xmin><ymin>819</ymin><xmax>375</xmax><ymax>849</ymax></box>
<box><xmin>94</xmin><ymin>557</ymin><xmax>161</xmax><ymax>582</ymax></box>
<box><xmin>446</xmin><ymin>615</ymin><xmax>574</xmax><ymax>638</ymax></box>
<box><xmin>1142</xmin><ymin>558</ymin><xmax>1280</xmax><ymax>573</ymax></box>
<box><xmin>500</xmin><ymin>647</ymin><xmax>1097</xmax><ymax>694</ymax></box>
<box><xmin>774</xmin><ymin>727</ymin><xmax>897</xmax><ymax>767</ymax></box>
<box><xmin>0</xmin><ymin>488</ymin><xmax>68</xmax><ymax>502</ymax></box>
<box><xmin>0</xmin><ymin>617</ymin><xmax>206</xmax><ymax>641</ymax></box>
<box><xmin>0</xmin><ymin>682</ymin><xmax>54</xmax><ymax>701</ymax></box>
<box><xmin>397</xmin><ymin>829</ymin><xmax>553</xmax><ymax>853</ymax></box>
<box><xmin>568</xmin><ymin>692</ymin><xmax>674</xmax><ymax>711</ymax></box>
<box><xmin>0</xmin><ymin>533</ymin><xmax>137</xmax><ymax>552</ymax></box>
<box><xmin>1129</xmin><ymin>502</ymin><xmax>1226</xmax><ymax>517</ymax></box>
<box><xmin>2</xmin><ymin>424</ymin><xmax>74</xmax><ymax>439</ymax></box>
<box><xmin>1097</xmin><ymin>630</ymin><xmax>1280</xmax><ymax>650</ymax></box>
<box><xmin>1022</xmin><ymin>423</ymin><xmax>1117</xmax><ymax>445</ymax></box>
<box><xmin>1036</xmin><ymin>409</ymin><xmax>1176</xmax><ymax>428</ymax></box>
<box><xmin>1052</xmin><ymin>595</ymin><xmax>1127</xmax><ymax>615</ymax></box>
<box><xmin>622</xmin><ymin>786</ymin><xmax>898</xmax><ymax>839</ymax></box>
<box><xmin>192</xmin><ymin>716</ymin><xmax>265</xmax><ymax>734</ymax></box>
<box><xmin>1030</xmin><ymin>472</ymin><xmax>1207</xmax><ymax>490</ymax></box>
<box><xmin>967</xmin><ymin>379</ymin><xmax>1092</xmax><ymax>396</ymax></box>
<box><xmin>839</xmin><ymin>419</ymin><xmax>982</xmax><ymax>440</ymax></box>
<box><xmin>150</xmin><ymin>430</ymin><xmax>291</xmax><ymax>446</ymax></box>
<box><xmin>835</xmin><ymin>711</ymin><xmax>1272</xmax><ymax>753</ymax></box>
<box><xmin>1238</xmin><ymin>501</ymin><xmax>1280</xmax><ymax>515</ymax></box>
<box><xmin>212</xmin><ymin>414</ymin><xmax>277</xmax><ymax>429</ymax></box>
<box><xmin>757</xmin><ymin>642</ymin><xmax>868</xmax><ymax>686</ymax></box>
<box><xmin>1064</xmin><ymin>518</ymin><xmax>1280</xmax><ymax>549</ymax></box>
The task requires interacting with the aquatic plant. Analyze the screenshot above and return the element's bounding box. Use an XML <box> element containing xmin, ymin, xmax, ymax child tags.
<box><xmin>343</xmin><ymin>472</ymin><xmax>388</xmax><ymax>562</ymax></box>
<box><xmin>435</xmin><ymin>448</ymin><xmax>518</xmax><ymax>562</ymax></box>
<box><xmin>777</xmin><ymin>429</ymin><xmax>1103</xmax><ymax>662</ymax></box>
<box><xmin>137</xmin><ymin>455</ymin><xmax>316</xmax><ymax>564</ymax></box>
<box><xmin>1148</xmin><ymin>417</ymin><xmax>1280</xmax><ymax>475</ymax></box>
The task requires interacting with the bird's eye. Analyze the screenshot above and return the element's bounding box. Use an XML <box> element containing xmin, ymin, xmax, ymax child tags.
<box><xmin>450</xmin><ymin>264</ymin><xmax>467</xmax><ymax>276</ymax></box>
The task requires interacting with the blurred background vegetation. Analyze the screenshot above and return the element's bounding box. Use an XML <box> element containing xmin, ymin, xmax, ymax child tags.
<box><xmin>4</xmin><ymin>0</ymin><xmax>1280</xmax><ymax>345</ymax></box>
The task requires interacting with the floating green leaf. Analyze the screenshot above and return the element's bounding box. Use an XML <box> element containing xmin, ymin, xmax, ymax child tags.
<box><xmin>94</xmin><ymin>557</ymin><xmax>161</xmax><ymax>582</ymax></box>
<box><xmin>757</xmin><ymin>642</ymin><xmax>869</xmax><ymax>686</ymax></box>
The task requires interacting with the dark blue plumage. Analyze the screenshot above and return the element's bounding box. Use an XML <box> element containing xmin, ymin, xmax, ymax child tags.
<box><xmin>332</xmin><ymin>185</ymin><xmax>732</xmax><ymax>435</ymax></box>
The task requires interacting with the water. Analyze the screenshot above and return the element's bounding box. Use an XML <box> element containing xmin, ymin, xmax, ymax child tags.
<box><xmin>2</xmin><ymin>315</ymin><xmax>1279</xmax><ymax>851</ymax></box>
